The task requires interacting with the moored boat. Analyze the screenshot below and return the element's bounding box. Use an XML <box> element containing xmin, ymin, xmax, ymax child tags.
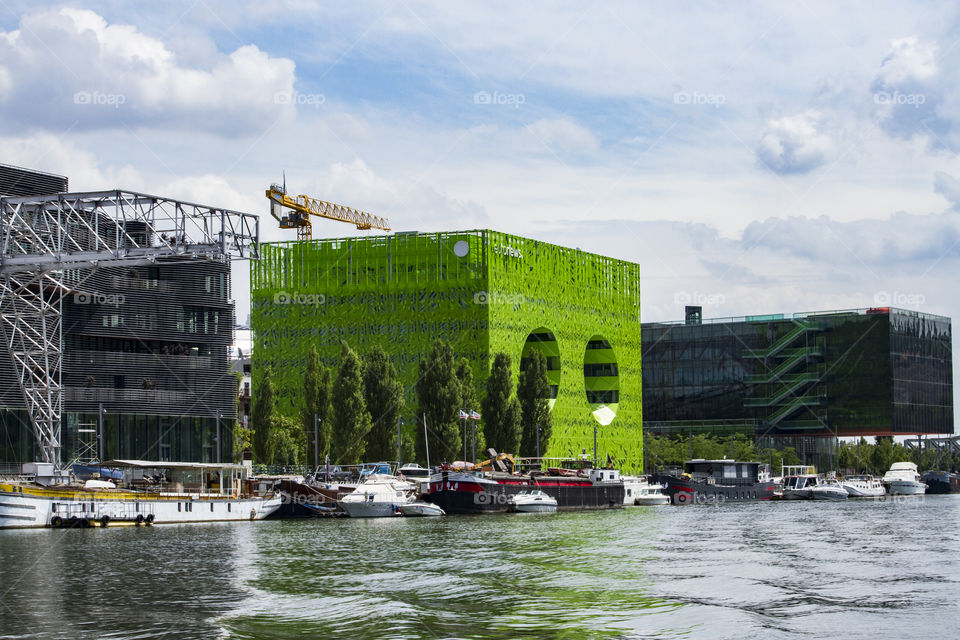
<box><xmin>841</xmin><ymin>475</ymin><xmax>886</xmax><ymax>498</ymax></box>
<box><xmin>810</xmin><ymin>479</ymin><xmax>848</xmax><ymax>501</ymax></box>
<box><xmin>622</xmin><ymin>476</ymin><xmax>670</xmax><ymax>506</ymax></box>
<box><xmin>653</xmin><ymin>459</ymin><xmax>777</xmax><ymax>504</ymax></box>
<box><xmin>781</xmin><ymin>465</ymin><xmax>821</xmax><ymax>500</ymax></box>
<box><xmin>883</xmin><ymin>462</ymin><xmax>927</xmax><ymax>495</ymax></box>
<box><xmin>424</xmin><ymin>464</ymin><xmax>624</xmax><ymax>514</ymax></box>
<box><xmin>399</xmin><ymin>501</ymin><xmax>445</xmax><ymax>517</ymax></box>
<box><xmin>921</xmin><ymin>470</ymin><xmax>960</xmax><ymax>494</ymax></box>
<box><xmin>339</xmin><ymin>474</ymin><xmax>416</xmax><ymax>518</ymax></box>
<box><xmin>508</xmin><ymin>490</ymin><xmax>558</xmax><ymax>513</ymax></box>
<box><xmin>0</xmin><ymin>460</ymin><xmax>282</xmax><ymax>529</ymax></box>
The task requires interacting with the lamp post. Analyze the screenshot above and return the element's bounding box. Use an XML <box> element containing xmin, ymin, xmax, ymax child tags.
<box><xmin>215</xmin><ymin>409</ymin><xmax>222</xmax><ymax>463</ymax></box>
<box><xmin>314</xmin><ymin>413</ymin><xmax>320</xmax><ymax>470</ymax></box>
<box><xmin>97</xmin><ymin>403</ymin><xmax>106</xmax><ymax>462</ymax></box>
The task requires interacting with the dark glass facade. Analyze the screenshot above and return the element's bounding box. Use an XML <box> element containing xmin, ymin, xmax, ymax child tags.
<box><xmin>1</xmin><ymin>259</ymin><xmax>235</xmax><ymax>466</ymax></box>
<box><xmin>643</xmin><ymin>307</ymin><xmax>953</xmax><ymax>439</ymax></box>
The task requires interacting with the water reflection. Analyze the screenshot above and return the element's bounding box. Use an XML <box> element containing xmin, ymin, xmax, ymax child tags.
<box><xmin>1</xmin><ymin>496</ymin><xmax>957</xmax><ymax>639</ymax></box>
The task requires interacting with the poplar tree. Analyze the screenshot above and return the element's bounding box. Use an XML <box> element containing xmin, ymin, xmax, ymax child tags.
<box><xmin>481</xmin><ymin>352</ymin><xmax>521</xmax><ymax>454</ymax></box>
<box><xmin>415</xmin><ymin>339</ymin><xmax>462</xmax><ymax>464</ymax></box>
<box><xmin>251</xmin><ymin>366</ymin><xmax>276</xmax><ymax>464</ymax></box>
<box><xmin>517</xmin><ymin>351</ymin><xmax>552</xmax><ymax>458</ymax></box>
<box><xmin>363</xmin><ymin>346</ymin><xmax>405</xmax><ymax>462</ymax></box>
<box><xmin>301</xmin><ymin>346</ymin><xmax>332</xmax><ymax>467</ymax></box>
<box><xmin>331</xmin><ymin>342</ymin><xmax>371</xmax><ymax>465</ymax></box>
<box><xmin>456</xmin><ymin>357</ymin><xmax>484</xmax><ymax>458</ymax></box>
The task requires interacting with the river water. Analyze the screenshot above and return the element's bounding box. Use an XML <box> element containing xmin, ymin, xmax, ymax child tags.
<box><xmin>1</xmin><ymin>495</ymin><xmax>958</xmax><ymax>639</ymax></box>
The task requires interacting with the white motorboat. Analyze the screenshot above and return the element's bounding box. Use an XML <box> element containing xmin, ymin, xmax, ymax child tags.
<box><xmin>882</xmin><ymin>462</ymin><xmax>927</xmax><ymax>495</ymax></box>
<box><xmin>508</xmin><ymin>489</ymin><xmax>558</xmax><ymax>513</ymax></box>
<box><xmin>841</xmin><ymin>475</ymin><xmax>886</xmax><ymax>498</ymax></box>
<box><xmin>0</xmin><ymin>460</ymin><xmax>282</xmax><ymax>529</ymax></box>
<box><xmin>782</xmin><ymin>474</ymin><xmax>821</xmax><ymax>500</ymax></box>
<box><xmin>622</xmin><ymin>476</ymin><xmax>670</xmax><ymax>506</ymax></box>
<box><xmin>396</xmin><ymin>463</ymin><xmax>431</xmax><ymax>482</ymax></box>
<box><xmin>339</xmin><ymin>474</ymin><xmax>416</xmax><ymax>518</ymax></box>
<box><xmin>809</xmin><ymin>479</ymin><xmax>848</xmax><ymax>501</ymax></box>
<box><xmin>398</xmin><ymin>501</ymin><xmax>445</xmax><ymax>517</ymax></box>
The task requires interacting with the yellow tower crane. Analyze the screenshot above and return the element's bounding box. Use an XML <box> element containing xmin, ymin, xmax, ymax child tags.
<box><xmin>266</xmin><ymin>182</ymin><xmax>391</xmax><ymax>241</ymax></box>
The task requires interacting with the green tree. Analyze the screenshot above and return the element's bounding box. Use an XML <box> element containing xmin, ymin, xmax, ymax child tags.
<box><xmin>301</xmin><ymin>347</ymin><xmax>332</xmax><ymax>467</ymax></box>
<box><xmin>456</xmin><ymin>357</ymin><xmax>485</xmax><ymax>460</ymax></box>
<box><xmin>363</xmin><ymin>346</ymin><xmax>405</xmax><ymax>462</ymax></box>
<box><xmin>251</xmin><ymin>366</ymin><xmax>276</xmax><ymax>464</ymax></box>
<box><xmin>517</xmin><ymin>351</ymin><xmax>552</xmax><ymax>458</ymax></box>
<box><xmin>331</xmin><ymin>342</ymin><xmax>371</xmax><ymax>464</ymax></box>
<box><xmin>415</xmin><ymin>339</ymin><xmax>462</xmax><ymax>464</ymax></box>
<box><xmin>481</xmin><ymin>352</ymin><xmax>522</xmax><ymax>454</ymax></box>
<box><xmin>872</xmin><ymin>436</ymin><xmax>896</xmax><ymax>475</ymax></box>
<box><xmin>269</xmin><ymin>414</ymin><xmax>305</xmax><ymax>466</ymax></box>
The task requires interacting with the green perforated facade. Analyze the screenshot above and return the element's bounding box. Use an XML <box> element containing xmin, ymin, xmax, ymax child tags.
<box><xmin>250</xmin><ymin>230</ymin><xmax>643</xmax><ymax>470</ymax></box>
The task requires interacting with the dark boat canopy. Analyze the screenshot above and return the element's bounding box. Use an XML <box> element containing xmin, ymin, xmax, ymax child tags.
<box><xmin>683</xmin><ymin>459</ymin><xmax>762</xmax><ymax>479</ymax></box>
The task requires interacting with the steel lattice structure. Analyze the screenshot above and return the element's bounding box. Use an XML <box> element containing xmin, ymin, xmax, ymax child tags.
<box><xmin>0</xmin><ymin>190</ymin><xmax>259</xmax><ymax>468</ymax></box>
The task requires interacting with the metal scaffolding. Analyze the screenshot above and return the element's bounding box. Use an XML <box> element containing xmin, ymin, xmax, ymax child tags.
<box><xmin>0</xmin><ymin>190</ymin><xmax>259</xmax><ymax>469</ymax></box>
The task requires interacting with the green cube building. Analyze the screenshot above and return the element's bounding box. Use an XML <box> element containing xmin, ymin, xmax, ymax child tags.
<box><xmin>250</xmin><ymin>230</ymin><xmax>643</xmax><ymax>470</ymax></box>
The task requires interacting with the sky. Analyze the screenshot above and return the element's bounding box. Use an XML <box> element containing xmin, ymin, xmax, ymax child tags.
<box><xmin>1</xmin><ymin>1</ymin><xmax>958</xmax><ymax>414</ymax></box>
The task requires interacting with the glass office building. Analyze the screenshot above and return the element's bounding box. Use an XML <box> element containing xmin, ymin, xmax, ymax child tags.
<box><xmin>642</xmin><ymin>307</ymin><xmax>953</xmax><ymax>465</ymax></box>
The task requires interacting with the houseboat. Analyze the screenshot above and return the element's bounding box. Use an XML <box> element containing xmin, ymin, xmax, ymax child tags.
<box><xmin>653</xmin><ymin>459</ymin><xmax>777</xmax><ymax>504</ymax></box>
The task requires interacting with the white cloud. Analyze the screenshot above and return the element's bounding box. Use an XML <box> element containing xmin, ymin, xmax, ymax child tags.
<box><xmin>0</xmin><ymin>8</ymin><xmax>296</xmax><ymax>134</ymax></box>
<box><xmin>875</xmin><ymin>37</ymin><xmax>938</xmax><ymax>86</ymax></box>
<box><xmin>756</xmin><ymin>111</ymin><xmax>834</xmax><ymax>175</ymax></box>
<box><xmin>526</xmin><ymin>118</ymin><xmax>598</xmax><ymax>155</ymax></box>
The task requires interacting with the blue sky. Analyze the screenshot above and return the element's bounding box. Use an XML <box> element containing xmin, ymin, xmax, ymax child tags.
<box><xmin>1</xmin><ymin>1</ymin><xmax>959</xmax><ymax>413</ymax></box>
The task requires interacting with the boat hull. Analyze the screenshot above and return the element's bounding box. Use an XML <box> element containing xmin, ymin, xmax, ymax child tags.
<box><xmin>810</xmin><ymin>488</ymin><xmax>848</xmax><ymax>501</ymax></box>
<box><xmin>921</xmin><ymin>472</ymin><xmax>960</xmax><ymax>494</ymax></box>
<box><xmin>511</xmin><ymin>503</ymin><xmax>557</xmax><ymax>513</ymax></box>
<box><xmin>424</xmin><ymin>473</ymin><xmax>623</xmax><ymax>514</ymax></box>
<box><xmin>399</xmin><ymin>502</ymin><xmax>445</xmax><ymax>517</ymax></box>
<box><xmin>842</xmin><ymin>484</ymin><xmax>886</xmax><ymax>498</ymax></box>
<box><xmin>634</xmin><ymin>495</ymin><xmax>671</xmax><ymax>506</ymax></box>
<box><xmin>653</xmin><ymin>475</ymin><xmax>777</xmax><ymax>504</ymax></box>
<box><xmin>339</xmin><ymin>500</ymin><xmax>404</xmax><ymax>518</ymax></box>
<box><xmin>885</xmin><ymin>481</ymin><xmax>927</xmax><ymax>495</ymax></box>
<box><xmin>0</xmin><ymin>483</ymin><xmax>282</xmax><ymax>529</ymax></box>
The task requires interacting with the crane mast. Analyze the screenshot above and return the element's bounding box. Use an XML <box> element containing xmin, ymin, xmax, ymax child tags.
<box><xmin>266</xmin><ymin>183</ymin><xmax>390</xmax><ymax>241</ymax></box>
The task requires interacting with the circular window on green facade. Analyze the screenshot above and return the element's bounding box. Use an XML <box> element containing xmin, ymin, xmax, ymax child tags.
<box><xmin>583</xmin><ymin>335</ymin><xmax>619</xmax><ymax>425</ymax></box>
<box><xmin>521</xmin><ymin>328</ymin><xmax>560</xmax><ymax>411</ymax></box>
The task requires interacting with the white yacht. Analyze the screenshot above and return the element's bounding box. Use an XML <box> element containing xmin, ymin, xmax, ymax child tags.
<box><xmin>841</xmin><ymin>475</ymin><xmax>886</xmax><ymax>498</ymax></box>
<box><xmin>508</xmin><ymin>490</ymin><xmax>558</xmax><ymax>513</ymax></box>
<box><xmin>396</xmin><ymin>463</ymin><xmax>431</xmax><ymax>483</ymax></box>
<box><xmin>339</xmin><ymin>474</ymin><xmax>416</xmax><ymax>518</ymax></box>
<box><xmin>622</xmin><ymin>476</ymin><xmax>670</xmax><ymax>506</ymax></box>
<box><xmin>882</xmin><ymin>462</ymin><xmax>927</xmax><ymax>495</ymax></box>
<box><xmin>809</xmin><ymin>478</ymin><xmax>848</xmax><ymax>501</ymax></box>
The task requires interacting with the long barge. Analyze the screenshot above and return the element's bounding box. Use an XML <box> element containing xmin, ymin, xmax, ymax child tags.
<box><xmin>424</xmin><ymin>467</ymin><xmax>624</xmax><ymax>514</ymax></box>
<box><xmin>653</xmin><ymin>459</ymin><xmax>777</xmax><ymax>504</ymax></box>
<box><xmin>0</xmin><ymin>460</ymin><xmax>282</xmax><ymax>529</ymax></box>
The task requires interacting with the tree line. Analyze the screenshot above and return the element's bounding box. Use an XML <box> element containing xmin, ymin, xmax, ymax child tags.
<box><xmin>838</xmin><ymin>436</ymin><xmax>959</xmax><ymax>475</ymax></box>
<box><xmin>249</xmin><ymin>339</ymin><xmax>553</xmax><ymax>467</ymax></box>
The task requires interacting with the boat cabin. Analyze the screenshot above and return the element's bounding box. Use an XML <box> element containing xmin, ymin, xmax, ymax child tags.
<box><xmin>683</xmin><ymin>459</ymin><xmax>763</xmax><ymax>486</ymax></box>
<box><xmin>102</xmin><ymin>459</ymin><xmax>248</xmax><ymax>496</ymax></box>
